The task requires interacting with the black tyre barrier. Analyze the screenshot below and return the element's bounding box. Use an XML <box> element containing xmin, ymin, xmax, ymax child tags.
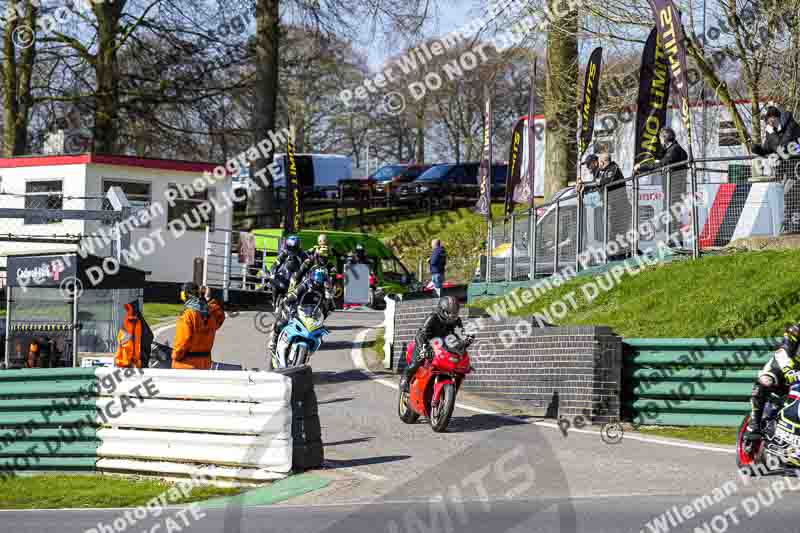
<box><xmin>273</xmin><ymin>365</ymin><xmax>324</xmax><ymax>470</ymax></box>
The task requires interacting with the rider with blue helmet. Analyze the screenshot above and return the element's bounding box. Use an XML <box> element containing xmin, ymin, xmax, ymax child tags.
<box><xmin>268</xmin><ymin>268</ymin><xmax>328</xmax><ymax>357</ymax></box>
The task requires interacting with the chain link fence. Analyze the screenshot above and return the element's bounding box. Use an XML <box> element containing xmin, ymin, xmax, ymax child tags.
<box><xmin>482</xmin><ymin>156</ymin><xmax>800</xmax><ymax>283</ymax></box>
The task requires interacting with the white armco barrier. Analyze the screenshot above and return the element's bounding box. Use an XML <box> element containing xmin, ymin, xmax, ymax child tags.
<box><xmin>94</xmin><ymin>369</ymin><xmax>293</xmax><ymax>482</ymax></box>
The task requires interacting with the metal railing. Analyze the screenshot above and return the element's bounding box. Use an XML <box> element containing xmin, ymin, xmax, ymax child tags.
<box><xmin>483</xmin><ymin>155</ymin><xmax>800</xmax><ymax>283</ymax></box>
<box><xmin>203</xmin><ymin>227</ymin><xmax>281</xmax><ymax>301</ymax></box>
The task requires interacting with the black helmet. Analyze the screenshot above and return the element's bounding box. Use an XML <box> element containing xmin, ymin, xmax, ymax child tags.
<box><xmin>437</xmin><ymin>296</ymin><xmax>460</xmax><ymax>323</ymax></box>
<box><xmin>356</xmin><ymin>243</ymin><xmax>365</xmax><ymax>252</ymax></box>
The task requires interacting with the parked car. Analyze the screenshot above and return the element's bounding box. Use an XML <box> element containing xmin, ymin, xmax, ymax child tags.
<box><xmin>397</xmin><ymin>162</ymin><xmax>508</xmax><ymax>205</ymax></box>
<box><xmin>373</xmin><ymin>164</ymin><xmax>432</xmax><ymax>196</ymax></box>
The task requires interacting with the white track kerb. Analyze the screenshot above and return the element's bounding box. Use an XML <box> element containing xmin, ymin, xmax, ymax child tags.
<box><xmin>352</xmin><ymin>328</ymin><xmax>734</xmax><ymax>454</ymax></box>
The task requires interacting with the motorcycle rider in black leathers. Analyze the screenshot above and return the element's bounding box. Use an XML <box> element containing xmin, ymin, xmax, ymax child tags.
<box><xmin>746</xmin><ymin>324</ymin><xmax>800</xmax><ymax>441</ymax></box>
<box><xmin>269</xmin><ymin>235</ymin><xmax>306</xmax><ymax>307</ymax></box>
<box><xmin>400</xmin><ymin>296</ymin><xmax>463</xmax><ymax>392</ymax></box>
<box><xmin>293</xmin><ymin>243</ymin><xmax>338</xmax><ymax>286</ymax></box>
<box><xmin>268</xmin><ymin>269</ymin><xmax>328</xmax><ymax>358</ymax></box>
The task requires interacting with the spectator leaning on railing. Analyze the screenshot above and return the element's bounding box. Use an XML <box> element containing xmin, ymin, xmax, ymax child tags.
<box><xmin>633</xmin><ymin>127</ymin><xmax>689</xmax><ymax>247</ymax></box>
<box><xmin>577</xmin><ymin>152</ymin><xmax>632</xmax><ymax>260</ymax></box>
<box><xmin>752</xmin><ymin>106</ymin><xmax>800</xmax><ymax>233</ymax></box>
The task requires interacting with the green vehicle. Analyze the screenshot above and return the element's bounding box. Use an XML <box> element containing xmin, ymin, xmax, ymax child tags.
<box><xmin>251</xmin><ymin>228</ymin><xmax>416</xmax><ymax>306</ymax></box>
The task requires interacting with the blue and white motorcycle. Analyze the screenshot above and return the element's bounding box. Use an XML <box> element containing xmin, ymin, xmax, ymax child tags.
<box><xmin>270</xmin><ymin>302</ymin><xmax>330</xmax><ymax>369</ymax></box>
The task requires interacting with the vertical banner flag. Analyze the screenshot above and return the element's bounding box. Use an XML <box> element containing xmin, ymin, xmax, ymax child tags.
<box><xmin>578</xmin><ymin>47</ymin><xmax>603</xmax><ymax>158</ymax></box>
<box><xmin>475</xmin><ymin>84</ymin><xmax>493</xmax><ymax>219</ymax></box>
<box><xmin>650</xmin><ymin>0</ymin><xmax>693</xmax><ymax>157</ymax></box>
<box><xmin>527</xmin><ymin>59</ymin><xmax>537</xmax><ymax>208</ymax></box>
<box><xmin>506</xmin><ymin>59</ymin><xmax>538</xmax><ymax>213</ymax></box>
<box><xmin>635</xmin><ymin>28</ymin><xmax>671</xmax><ymax>167</ymax></box>
<box><xmin>285</xmin><ymin>123</ymin><xmax>302</xmax><ymax>234</ymax></box>
<box><xmin>504</xmin><ymin>117</ymin><xmax>525</xmax><ymax>215</ymax></box>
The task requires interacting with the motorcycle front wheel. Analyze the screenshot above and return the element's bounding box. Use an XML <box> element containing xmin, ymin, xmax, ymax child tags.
<box><xmin>398</xmin><ymin>389</ymin><xmax>419</xmax><ymax>424</ymax></box>
<box><xmin>430</xmin><ymin>383</ymin><xmax>456</xmax><ymax>432</ymax></box>
<box><xmin>736</xmin><ymin>414</ymin><xmax>766</xmax><ymax>472</ymax></box>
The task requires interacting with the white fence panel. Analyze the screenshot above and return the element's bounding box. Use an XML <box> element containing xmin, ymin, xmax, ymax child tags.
<box><xmin>96</xmin><ymin>368</ymin><xmax>291</xmax><ymax>403</ymax></box>
<box><xmin>95</xmin><ymin>368</ymin><xmax>293</xmax><ymax>479</ymax></box>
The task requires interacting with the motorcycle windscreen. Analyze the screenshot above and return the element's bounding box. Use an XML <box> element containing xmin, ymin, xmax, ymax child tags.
<box><xmin>344</xmin><ymin>264</ymin><xmax>370</xmax><ymax>304</ymax></box>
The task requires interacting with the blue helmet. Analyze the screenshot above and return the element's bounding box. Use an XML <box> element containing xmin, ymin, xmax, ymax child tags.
<box><xmin>311</xmin><ymin>269</ymin><xmax>328</xmax><ymax>288</ymax></box>
<box><xmin>285</xmin><ymin>235</ymin><xmax>300</xmax><ymax>252</ymax></box>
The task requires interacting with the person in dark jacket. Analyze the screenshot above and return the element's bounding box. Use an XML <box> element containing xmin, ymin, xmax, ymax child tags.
<box><xmin>428</xmin><ymin>239</ymin><xmax>447</xmax><ymax>297</ymax></box>
<box><xmin>633</xmin><ymin>127</ymin><xmax>689</xmax><ymax>174</ymax></box>
<box><xmin>633</xmin><ymin>127</ymin><xmax>689</xmax><ymax>244</ymax></box>
<box><xmin>753</xmin><ymin>106</ymin><xmax>800</xmax><ymax>233</ymax></box>
<box><xmin>400</xmin><ymin>296</ymin><xmax>463</xmax><ymax>392</ymax></box>
<box><xmin>577</xmin><ymin>153</ymin><xmax>632</xmax><ymax>258</ymax></box>
<box><xmin>752</xmin><ymin>106</ymin><xmax>800</xmax><ymax>160</ymax></box>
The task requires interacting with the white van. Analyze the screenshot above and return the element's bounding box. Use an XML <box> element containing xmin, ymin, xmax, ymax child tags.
<box><xmin>233</xmin><ymin>154</ymin><xmax>353</xmax><ymax>199</ymax></box>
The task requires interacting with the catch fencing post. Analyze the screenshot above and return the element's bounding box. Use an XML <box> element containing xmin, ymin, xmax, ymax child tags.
<box><xmin>690</xmin><ymin>160</ymin><xmax>701</xmax><ymax>259</ymax></box>
<box><xmin>529</xmin><ymin>207</ymin><xmax>537</xmax><ymax>280</ymax></box>
<box><xmin>71</xmin><ymin>288</ymin><xmax>79</xmax><ymax>367</ymax></box>
<box><xmin>4</xmin><ymin>287</ymin><xmax>10</xmax><ymax>368</ymax></box>
<box><xmin>576</xmin><ymin>191</ymin><xmax>583</xmax><ymax>273</ymax></box>
<box><xmin>553</xmin><ymin>201</ymin><xmax>560</xmax><ymax>275</ymax></box>
<box><xmin>486</xmin><ymin>219</ymin><xmax>493</xmax><ymax>285</ymax></box>
<box><xmin>509</xmin><ymin>214</ymin><xmax>516</xmax><ymax>282</ymax></box>
<box><xmin>603</xmin><ymin>185</ymin><xmax>609</xmax><ymax>265</ymax></box>
<box><xmin>666</xmin><ymin>169</ymin><xmax>672</xmax><ymax>239</ymax></box>
<box><xmin>203</xmin><ymin>225</ymin><xmax>210</xmax><ymax>287</ymax></box>
<box><xmin>632</xmin><ymin>176</ymin><xmax>640</xmax><ymax>257</ymax></box>
<box><xmin>223</xmin><ymin>230</ymin><xmax>231</xmax><ymax>303</ymax></box>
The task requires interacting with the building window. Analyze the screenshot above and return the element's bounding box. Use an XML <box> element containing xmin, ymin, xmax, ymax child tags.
<box><xmin>718</xmin><ymin>121</ymin><xmax>742</xmax><ymax>147</ymax></box>
<box><xmin>102</xmin><ymin>180</ymin><xmax>152</xmax><ymax>228</ymax></box>
<box><xmin>24</xmin><ymin>181</ymin><xmax>63</xmax><ymax>224</ymax></box>
<box><xmin>167</xmin><ymin>183</ymin><xmax>215</xmax><ymax>230</ymax></box>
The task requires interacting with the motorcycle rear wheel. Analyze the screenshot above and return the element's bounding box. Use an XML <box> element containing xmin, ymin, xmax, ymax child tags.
<box><xmin>398</xmin><ymin>390</ymin><xmax>419</xmax><ymax>424</ymax></box>
<box><xmin>430</xmin><ymin>383</ymin><xmax>456</xmax><ymax>433</ymax></box>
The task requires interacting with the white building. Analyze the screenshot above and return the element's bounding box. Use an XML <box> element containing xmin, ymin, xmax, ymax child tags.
<box><xmin>0</xmin><ymin>154</ymin><xmax>234</xmax><ymax>284</ymax></box>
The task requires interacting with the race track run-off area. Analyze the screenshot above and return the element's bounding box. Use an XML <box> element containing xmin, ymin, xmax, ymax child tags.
<box><xmin>2</xmin><ymin>310</ymin><xmax>797</xmax><ymax>533</ymax></box>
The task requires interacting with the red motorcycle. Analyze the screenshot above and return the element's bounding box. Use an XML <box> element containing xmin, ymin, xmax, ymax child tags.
<box><xmin>398</xmin><ymin>334</ymin><xmax>475</xmax><ymax>432</ymax></box>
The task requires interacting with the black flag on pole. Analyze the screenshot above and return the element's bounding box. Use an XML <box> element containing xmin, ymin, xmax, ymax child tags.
<box><xmin>474</xmin><ymin>85</ymin><xmax>493</xmax><ymax>219</ymax></box>
<box><xmin>285</xmin><ymin>124</ymin><xmax>302</xmax><ymax>233</ymax></box>
<box><xmin>634</xmin><ymin>28</ymin><xmax>671</xmax><ymax>167</ymax></box>
<box><xmin>504</xmin><ymin>118</ymin><xmax>525</xmax><ymax>216</ymax></box>
<box><xmin>650</xmin><ymin>0</ymin><xmax>693</xmax><ymax>155</ymax></box>
<box><xmin>578</xmin><ymin>47</ymin><xmax>603</xmax><ymax>158</ymax></box>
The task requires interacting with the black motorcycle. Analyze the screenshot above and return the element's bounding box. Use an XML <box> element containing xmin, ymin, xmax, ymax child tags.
<box><xmin>737</xmin><ymin>386</ymin><xmax>800</xmax><ymax>473</ymax></box>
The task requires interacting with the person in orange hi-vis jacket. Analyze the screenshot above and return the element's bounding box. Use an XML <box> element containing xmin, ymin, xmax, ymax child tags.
<box><xmin>172</xmin><ymin>282</ymin><xmax>225</xmax><ymax>370</ymax></box>
<box><xmin>115</xmin><ymin>300</ymin><xmax>153</xmax><ymax>369</ymax></box>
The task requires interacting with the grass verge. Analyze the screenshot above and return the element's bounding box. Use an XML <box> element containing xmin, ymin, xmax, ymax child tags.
<box><xmin>472</xmin><ymin>248</ymin><xmax>800</xmax><ymax>338</ymax></box>
<box><xmin>142</xmin><ymin>303</ymin><xmax>184</xmax><ymax>324</ymax></box>
<box><xmin>635</xmin><ymin>426</ymin><xmax>739</xmax><ymax>446</ymax></box>
<box><xmin>0</xmin><ymin>474</ymin><xmax>241</xmax><ymax>509</ymax></box>
<box><xmin>372</xmin><ymin>327</ymin><xmax>385</xmax><ymax>366</ymax></box>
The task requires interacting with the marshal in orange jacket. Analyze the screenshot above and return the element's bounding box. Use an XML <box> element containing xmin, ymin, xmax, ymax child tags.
<box><xmin>172</xmin><ymin>297</ymin><xmax>225</xmax><ymax>369</ymax></box>
<box><xmin>115</xmin><ymin>312</ymin><xmax>142</xmax><ymax>368</ymax></box>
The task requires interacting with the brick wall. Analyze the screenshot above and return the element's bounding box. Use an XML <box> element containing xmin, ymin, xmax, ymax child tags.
<box><xmin>389</xmin><ymin>298</ymin><xmax>622</xmax><ymax>423</ymax></box>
